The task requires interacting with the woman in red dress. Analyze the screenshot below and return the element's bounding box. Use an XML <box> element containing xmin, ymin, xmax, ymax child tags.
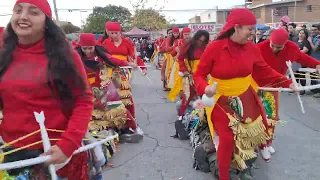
<box><xmin>101</xmin><ymin>22</ymin><xmax>145</xmax><ymax>138</ymax></box>
<box><xmin>75</xmin><ymin>33</ymin><xmax>143</xmax><ymax>143</ymax></box>
<box><xmin>176</xmin><ymin>30</ymin><xmax>209</xmax><ymax>117</ymax></box>
<box><xmin>193</xmin><ymin>8</ymin><xmax>296</xmax><ymax>180</ymax></box>
<box><xmin>160</xmin><ymin>27</ymin><xmax>180</xmax><ymax>91</ymax></box>
<box><xmin>0</xmin><ymin>0</ymin><xmax>92</xmax><ymax>179</ymax></box>
<box><xmin>168</xmin><ymin>27</ymin><xmax>193</xmax><ymax>103</ymax></box>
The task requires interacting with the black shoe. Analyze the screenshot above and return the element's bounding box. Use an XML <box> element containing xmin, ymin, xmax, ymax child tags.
<box><xmin>119</xmin><ymin>134</ymin><xmax>143</xmax><ymax>143</ymax></box>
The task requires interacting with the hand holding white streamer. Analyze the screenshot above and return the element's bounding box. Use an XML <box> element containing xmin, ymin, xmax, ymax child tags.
<box><xmin>201</xmin><ymin>82</ymin><xmax>218</xmax><ymax>107</ymax></box>
<box><xmin>0</xmin><ymin>133</ymin><xmax>118</xmax><ymax>171</ymax></box>
<box><xmin>34</xmin><ymin>111</ymin><xmax>58</xmax><ymax>180</ymax></box>
<box><xmin>286</xmin><ymin>61</ymin><xmax>305</xmax><ymax>114</ymax></box>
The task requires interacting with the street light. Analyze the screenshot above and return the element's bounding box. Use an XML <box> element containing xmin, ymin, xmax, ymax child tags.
<box><xmin>80</xmin><ymin>11</ymin><xmax>87</xmax><ymax>28</ymax></box>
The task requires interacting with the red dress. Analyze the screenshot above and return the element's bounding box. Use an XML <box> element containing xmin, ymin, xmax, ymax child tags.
<box><xmin>102</xmin><ymin>37</ymin><xmax>145</xmax><ymax>119</ymax></box>
<box><xmin>0</xmin><ymin>39</ymin><xmax>93</xmax><ymax>179</ymax></box>
<box><xmin>193</xmin><ymin>38</ymin><xmax>292</xmax><ymax>180</ymax></box>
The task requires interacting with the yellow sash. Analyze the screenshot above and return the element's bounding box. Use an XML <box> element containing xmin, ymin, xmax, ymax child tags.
<box><xmin>168</xmin><ymin>60</ymin><xmax>200</xmax><ymax>101</ymax></box>
<box><xmin>164</xmin><ymin>53</ymin><xmax>174</xmax><ymax>83</ymax></box>
<box><xmin>206</xmin><ymin>75</ymin><xmax>258</xmax><ymax>139</ymax></box>
<box><xmin>108</xmin><ymin>55</ymin><xmax>128</xmax><ymax>77</ymax></box>
<box><xmin>151</xmin><ymin>50</ymin><xmax>159</xmax><ymax>63</ymax></box>
<box><xmin>87</xmin><ymin>72</ymin><xmax>96</xmax><ymax>85</ymax></box>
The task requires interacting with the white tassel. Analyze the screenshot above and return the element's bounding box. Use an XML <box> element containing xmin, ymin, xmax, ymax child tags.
<box><xmin>202</xmin><ymin>82</ymin><xmax>218</xmax><ymax>107</ymax></box>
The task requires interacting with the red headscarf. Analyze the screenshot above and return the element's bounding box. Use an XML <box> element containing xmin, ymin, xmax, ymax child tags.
<box><xmin>270</xmin><ymin>28</ymin><xmax>288</xmax><ymax>45</ymax></box>
<box><xmin>79</xmin><ymin>33</ymin><xmax>97</xmax><ymax>46</ymax></box>
<box><xmin>105</xmin><ymin>21</ymin><xmax>111</xmax><ymax>31</ymax></box>
<box><xmin>172</xmin><ymin>26</ymin><xmax>180</xmax><ymax>33</ymax></box>
<box><xmin>219</xmin><ymin>8</ymin><xmax>256</xmax><ymax>36</ymax></box>
<box><xmin>180</xmin><ymin>27</ymin><xmax>191</xmax><ymax>39</ymax></box>
<box><xmin>108</xmin><ymin>22</ymin><xmax>121</xmax><ymax>32</ymax></box>
<box><xmin>15</xmin><ymin>0</ymin><xmax>52</xmax><ymax>18</ymax></box>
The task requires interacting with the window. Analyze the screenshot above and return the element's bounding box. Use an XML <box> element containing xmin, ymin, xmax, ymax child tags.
<box><xmin>272</xmin><ymin>7</ymin><xmax>288</xmax><ymax>16</ymax></box>
<box><xmin>307</xmin><ymin>5</ymin><xmax>312</xmax><ymax>12</ymax></box>
<box><xmin>252</xmin><ymin>8</ymin><xmax>261</xmax><ymax>19</ymax></box>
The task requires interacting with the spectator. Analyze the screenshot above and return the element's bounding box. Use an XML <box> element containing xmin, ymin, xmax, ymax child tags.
<box><xmin>288</xmin><ymin>23</ymin><xmax>298</xmax><ymax>42</ymax></box>
<box><xmin>308</xmin><ymin>24</ymin><xmax>320</xmax><ymax>98</ymax></box>
<box><xmin>254</xmin><ymin>29</ymin><xmax>265</xmax><ymax>44</ymax></box>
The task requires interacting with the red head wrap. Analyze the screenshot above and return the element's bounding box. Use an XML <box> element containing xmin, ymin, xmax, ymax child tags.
<box><xmin>108</xmin><ymin>22</ymin><xmax>121</xmax><ymax>32</ymax></box>
<box><xmin>105</xmin><ymin>21</ymin><xmax>111</xmax><ymax>31</ymax></box>
<box><xmin>270</xmin><ymin>28</ymin><xmax>288</xmax><ymax>45</ymax></box>
<box><xmin>79</xmin><ymin>33</ymin><xmax>97</xmax><ymax>47</ymax></box>
<box><xmin>219</xmin><ymin>8</ymin><xmax>256</xmax><ymax>36</ymax></box>
<box><xmin>180</xmin><ymin>27</ymin><xmax>191</xmax><ymax>39</ymax></box>
<box><xmin>172</xmin><ymin>26</ymin><xmax>179</xmax><ymax>33</ymax></box>
<box><xmin>15</xmin><ymin>0</ymin><xmax>52</xmax><ymax>18</ymax></box>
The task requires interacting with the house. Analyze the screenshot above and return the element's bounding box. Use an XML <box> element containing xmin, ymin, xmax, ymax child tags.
<box><xmin>189</xmin><ymin>16</ymin><xmax>201</xmax><ymax>23</ymax></box>
<box><xmin>250</xmin><ymin>0</ymin><xmax>320</xmax><ymax>24</ymax></box>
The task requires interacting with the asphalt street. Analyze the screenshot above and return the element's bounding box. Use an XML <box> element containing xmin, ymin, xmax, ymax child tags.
<box><xmin>103</xmin><ymin>65</ymin><xmax>320</xmax><ymax>180</ymax></box>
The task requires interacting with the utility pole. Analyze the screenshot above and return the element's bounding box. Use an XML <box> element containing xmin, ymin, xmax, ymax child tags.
<box><xmin>293</xmin><ymin>0</ymin><xmax>297</xmax><ymax>22</ymax></box>
<box><xmin>52</xmin><ymin>0</ymin><xmax>60</xmax><ymax>24</ymax></box>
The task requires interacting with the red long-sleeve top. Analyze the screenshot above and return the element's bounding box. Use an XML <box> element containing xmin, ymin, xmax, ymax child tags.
<box><xmin>85</xmin><ymin>53</ymin><xmax>129</xmax><ymax>87</ymax></box>
<box><xmin>102</xmin><ymin>37</ymin><xmax>146</xmax><ymax>70</ymax></box>
<box><xmin>193</xmin><ymin>38</ymin><xmax>292</xmax><ymax>95</ymax></box>
<box><xmin>159</xmin><ymin>37</ymin><xmax>179</xmax><ymax>54</ymax></box>
<box><xmin>178</xmin><ymin>45</ymin><xmax>204</xmax><ymax>73</ymax></box>
<box><xmin>0</xmin><ymin>39</ymin><xmax>93</xmax><ymax>157</ymax></box>
<box><xmin>256</xmin><ymin>39</ymin><xmax>320</xmax><ymax>75</ymax></box>
<box><xmin>171</xmin><ymin>39</ymin><xmax>185</xmax><ymax>57</ymax></box>
<box><xmin>154</xmin><ymin>39</ymin><xmax>164</xmax><ymax>50</ymax></box>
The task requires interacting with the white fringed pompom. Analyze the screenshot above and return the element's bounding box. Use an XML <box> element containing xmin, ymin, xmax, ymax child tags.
<box><xmin>202</xmin><ymin>94</ymin><xmax>215</xmax><ymax>107</ymax></box>
<box><xmin>178</xmin><ymin>71</ymin><xmax>184</xmax><ymax>77</ymax></box>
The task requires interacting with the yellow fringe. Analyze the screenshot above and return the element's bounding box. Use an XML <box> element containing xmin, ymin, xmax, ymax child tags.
<box><xmin>121</xmin><ymin>80</ymin><xmax>131</xmax><ymax>90</ymax></box>
<box><xmin>227</xmin><ymin>114</ymin><xmax>269</xmax><ymax>170</ymax></box>
<box><xmin>89</xmin><ymin>116</ymin><xmax>127</xmax><ymax>131</ymax></box>
<box><xmin>92</xmin><ymin>104</ymin><xmax>127</xmax><ymax>121</ymax></box>
<box><xmin>122</xmin><ymin>98</ymin><xmax>133</xmax><ymax>106</ymax></box>
<box><xmin>117</xmin><ymin>89</ymin><xmax>132</xmax><ymax>98</ymax></box>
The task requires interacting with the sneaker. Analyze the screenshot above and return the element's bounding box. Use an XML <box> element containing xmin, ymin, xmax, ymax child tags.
<box><xmin>135</xmin><ymin>126</ymin><xmax>144</xmax><ymax>135</ymax></box>
<box><xmin>313</xmin><ymin>93</ymin><xmax>320</xmax><ymax>98</ymax></box>
<box><xmin>119</xmin><ymin>133</ymin><xmax>143</xmax><ymax>143</ymax></box>
<box><xmin>260</xmin><ymin>147</ymin><xmax>271</xmax><ymax>162</ymax></box>
<box><xmin>268</xmin><ymin>146</ymin><xmax>276</xmax><ymax>155</ymax></box>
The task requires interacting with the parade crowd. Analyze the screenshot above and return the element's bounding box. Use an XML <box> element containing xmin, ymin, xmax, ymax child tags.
<box><xmin>0</xmin><ymin>1</ymin><xmax>319</xmax><ymax>180</ymax></box>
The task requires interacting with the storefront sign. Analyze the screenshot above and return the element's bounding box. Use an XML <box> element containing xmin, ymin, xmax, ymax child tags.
<box><xmin>189</xmin><ymin>24</ymin><xmax>223</xmax><ymax>33</ymax></box>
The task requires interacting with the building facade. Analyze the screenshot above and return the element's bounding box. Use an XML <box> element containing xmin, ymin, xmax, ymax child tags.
<box><xmin>217</xmin><ymin>0</ymin><xmax>320</xmax><ymax>24</ymax></box>
<box><xmin>189</xmin><ymin>16</ymin><xmax>201</xmax><ymax>23</ymax></box>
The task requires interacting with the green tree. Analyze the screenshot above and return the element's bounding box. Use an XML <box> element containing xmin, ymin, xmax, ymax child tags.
<box><xmin>131</xmin><ymin>8</ymin><xmax>168</xmax><ymax>31</ymax></box>
<box><xmin>83</xmin><ymin>5</ymin><xmax>132</xmax><ymax>33</ymax></box>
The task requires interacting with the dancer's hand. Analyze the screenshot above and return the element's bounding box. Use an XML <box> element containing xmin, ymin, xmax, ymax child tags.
<box><xmin>316</xmin><ymin>65</ymin><xmax>320</xmax><ymax>73</ymax></box>
<box><xmin>204</xmin><ymin>85</ymin><xmax>216</xmax><ymax>97</ymax></box>
<box><xmin>141</xmin><ymin>69</ymin><xmax>147</xmax><ymax>76</ymax></box>
<box><xmin>42</xmin><ymin>145</ymin><xmax>69</xmax><ymax>166</ymax></box>
<box><xmin>289</xmin><ymin>83</ymin><xmax>299</xmax><ymax>93</ymax></box>
<box><xmin>128</xmin><ymin>62</ymin><xmax>137</xmax><ymax>69</ymax></box>
<box><xmin>175</xmin><ymin>47</ymin><xmax>180</xmax><ymax>53</ymax></box>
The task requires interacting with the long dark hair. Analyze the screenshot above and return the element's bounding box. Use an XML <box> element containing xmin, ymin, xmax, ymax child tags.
<box><xmin>75</xmin><ymin>45</ymin><xmax>117</xmax><ymax>69</ymax></box>
<box><xmin>169</xmin><ymin>33</ymin><xmax>179</xmax><ymax>46</ymax></box>
<box><xmin>100</xmin><ymin>31</ymin><xmax>109</xmax><ymax>44</ymax></box>
<box><xmin>216</xmin><ymin>28</ymin><xmax>235</xmax><ymax>40</ymax></box>
<box><xmin>186</xmin><ymin>30</ymin><xmax>209</xmax><ymax>60</ymax></box>
<box><xmin>0</xmin><ymin>17</ymin><xmax>86</xmax><ymax>109</ymax></box>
